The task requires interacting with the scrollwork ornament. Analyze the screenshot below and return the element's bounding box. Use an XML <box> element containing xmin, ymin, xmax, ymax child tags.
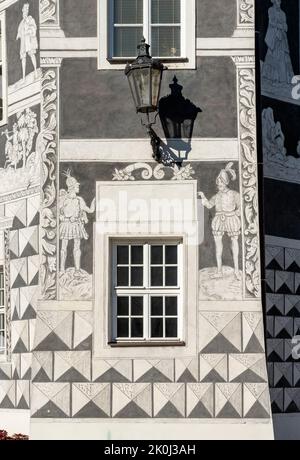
<box><xmin>40</xmin><ymin>69</ymin><xmax>59</xmax><ymax>300</ymax></box>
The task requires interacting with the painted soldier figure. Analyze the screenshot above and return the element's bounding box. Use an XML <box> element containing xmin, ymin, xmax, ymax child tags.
<box><xmin>59</xmin><ymin>171</ymin><xmax>95</xmax><ymax>276</ymax></box>
<box><xmin>199</xmin><ymin>163</ymin><xmax>241</xmax><ymax>280</ymax></box>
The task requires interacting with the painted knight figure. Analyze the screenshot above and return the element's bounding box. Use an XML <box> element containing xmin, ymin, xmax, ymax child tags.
<box><xmin>199</xmin><ymin>162</ymin><xmax>241</xmax><ymax>283</ymax></box>
<box><xmin>59</xmin><ymin>171</ymin><xmax>95</xmax><ymax>300</ymax></box>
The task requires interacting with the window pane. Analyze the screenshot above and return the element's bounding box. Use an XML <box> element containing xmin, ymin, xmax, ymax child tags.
<box><xmin>117</xmin><ymin>267</ymin><xmax>129</xmax><ymax>286</ymax></box>
<box><xmin>165</xmin><ymin>297</ymin><xmax>178</xmax><ymax>316</ymax></box>
<box><xmin>131</xmin><ymin>318</ymin><xmax>143</xmax><ymax>338</ymax></box>
<box><xmin>117</xmin><ymin>297</ymin><xmax>129</xmax><ymax>316</ymax></box>
<box><xmin>151</xmin><ymin>0</ymin><xmax>181</xmax><ymax>24</ymax></box>
<box><xmin>131</xmin><ymin>267</ymin><xmax>143</xmax><ymax>286</ymax></box>
<box><xmin>165</xmin><ymin>267</ymin><xmax>177</xmax><ymax>286</ymax></box>
<box><xmin>151</xmin><ymin>318</ymin><xmax>163</xmax><ymax>338</ymax></box>
<box><xmin>114</xmin><ymin>27</ymin><xmax>143</xmax><ymax>57</ymax></box>
<box><xmin>117</xmin><ymin>246</ymin><xmax>129</xmax><ymax>264</ymax></box>
<box><xmin>165</xmin><ymin>246</ymin><xmax>178</xmax><ymax>264</ymax></box>
<box><xmin>166</xmin><ymin>318</ymin><xmax>178</xmax><ymax>338</ymax></box>
<box><xmin>117</xmin><ymin>318</ymin><xmax>129</xmax><ymax>338</ymax></box>
<box><xmin>131</xmin><ymin>297</ymin><xmax>143</xmax><ymax>316</ymax></box>
<box><xmin>151</xmin><ymin>26</ymin><xmax>180</xmax><ymax>57</ymax></box>
<box><xmin>131</xmin><ymin>246</ymin><xmax>143</xmax><ymax>264</ymax></box>
<box><xmin>151</xmin><ymin>267</ymin><xmax>163</xmax><ymax>286</ymax></box>
<box><xmin>114</xmin><ymin>0</ymin><xmax>143</xmax><ymax>24</ymax></box>
<box><xmin>151</xmin><ymin>246</ymin><xmax>163</xmax><ymax>264</ymax></box>
<box><xmin>151</xmin><ymin>297</ymin><xmax>163</xmax><ymax>316</ymax></box>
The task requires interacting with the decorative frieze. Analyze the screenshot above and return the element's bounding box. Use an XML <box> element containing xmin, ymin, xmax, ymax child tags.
<box><xmin>40</xmin><ymin>67</ymin><xmax>59</xmax><ymax>300</ymax></box>
<box><xmin>233</xmin><ymin>56</ymin><xmax>260</xmax><ymax>299</ymax></box>
<box><xmin>40</xmin><ymin>0</ymin><xmax>59</xmax><ymax>26</ymax></box>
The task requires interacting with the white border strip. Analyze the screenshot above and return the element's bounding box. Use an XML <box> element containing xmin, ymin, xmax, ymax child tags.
<box><xmin>60</xmin><ymin>138</ymin><xmax>239</xmax><ymax>162</ymax></box>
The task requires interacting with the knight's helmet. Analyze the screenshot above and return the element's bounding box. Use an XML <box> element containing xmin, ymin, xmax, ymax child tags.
<box><xmin>63</xmin><ymin>169</ymin><xmax>80</xmax><ymax>191</ymax></box>
<box><xmin>216</xmin><ymin>162</ymin><xmax>236</xmax><ymax>186</ymax></box>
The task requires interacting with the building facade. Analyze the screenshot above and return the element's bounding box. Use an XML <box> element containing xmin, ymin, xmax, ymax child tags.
<box><xmin>0</xmin><ymin>0</ymin><xmax>274</xmax><ymax>440</ymax></box>
<box><xmin>257</xmin><ymin>0</ymin><xmax>300</xmax><ymax>441</ymax></box>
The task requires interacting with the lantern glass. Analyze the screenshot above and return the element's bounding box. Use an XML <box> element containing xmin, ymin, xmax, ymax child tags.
<box><xmin>151</xmin><ymin>67</ymin><xmax>162</xmax><ymax>109</ymax></box>
<box><xmin>134</xmin><ymin>67</ymin><xmax>151</xmax><ymax>112</ymax></box>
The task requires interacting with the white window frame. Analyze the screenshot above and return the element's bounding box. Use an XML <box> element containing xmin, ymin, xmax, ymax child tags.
<box><xmin>111</xmin><ymin>240</ymin><xmax>183</xmax><ymax>344</ymax></box>
<box><xmin>98</xmin><ymin>0</ymin><xmax>196</xmax><ymax>70</ymax></box>
<box><xmin>0</xmin><ymin>11</ymin><xmax>7</xmax><ymax>127</ymax></box>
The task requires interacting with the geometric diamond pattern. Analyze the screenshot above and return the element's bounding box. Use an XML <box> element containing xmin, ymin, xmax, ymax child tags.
<box><xmin>19</xmin><ymin>286</ymin><xmax>38</xmax><ymax>320</ymax></box>
<box><xmin>34</xmin><ymin>312</ymin><xmax>73</xmax><ymax>351</ymax></box>
<box><xmin>133</xmin><ymin>360</ymin><xmax>174</xmax><ymax>383</ymax></box>
<box><xmin>285</xmin><ymin>248</ymin><xmax>300</xmax><ymax>273</ymax></box>
<box><xmin>18</xmin><ymin>226</ymin><xmax>38</xmax><ymax>258</ymax></box>
<box><xmin>228</xmin><ymin>354</ymin><xmax>267</xmax><ymax>383</ymax></box>
<box><xmin>31</xmin><ymin>383</ymin><xmax>71</xmax><ymax>418</ymax></box>
<box><xmin>0</xmin><ymin>381</ymin><xmax>15</xmax><ymax>408</ymax></box>
<box><xmin>93</xmin><ymin>359</ymin><xmax>132</xmax><ymax>383</ymax></box>
<box><xmin>243</xmin><ymin>383</ymin><xmax>270</xmax><ymax>418</ymax></box>
<box><xmin>72</xmin><ymin>383</ymin><xmax>110</xmax><ymax>418</ymax></box>
<box><xmin>73</xmin><ymin>312</ymin><xmax>92</xmax><ymax>350</ymax></box>
<box><xmin>112</xmin><ymin>383</ymin><xmax>152</xmax><ymax>418</ymax></box>
<box><xmin>265</xmin><ymin>239</ymin><xmax>300</xmax><ymax>414</ymax></box>
<box><xmin>265</xmin><ymin>246</ymin><xmax>284</xmax><ymax>270</ymax></box>
<box><xmin>32</xmin><ymin>352</ymin><xmax>53</xmax><ymax>382</ymax></box>
<box><xmin>215</xmin><ymin>383</ymin><xmax>242</xmax><ymax>418</ymax></box>
<box><xmin>175</xmin><ymin>358</ymin><xmax>198</xmax><ymax>382</ymax></box>
<box><xmin>186</xmin><ymin>383</ymin><xmax>214</xmax><ymax>418</ymax></box>
<box><xmin>53</xmin><ymin>351</ymin><xmax>91</xmax><ymax>382</ymax></box>
<box><xmin>153</xmin><ymin>383</ymin><xmax>185</xmax><ymax>418</ymax></box>
<box><xmin>284</xmin><ymin>388</ymin><xmax>300</xmax><ymax>413</ymax></box>
<box><xmin>27</xmin><ymin>194</ymin><xmax>39</xmax><ymax>227</ymax></box>
<box><xmin>242</xmin><ymin>313</ymin><xmax>265</xmax><ymax>353</ymax></box>
<box><xmin>16</xmin><ymin>381</ymin><xmax>30</xmax><ymax>409</ymax></box>
<box><xmin>199</xmin><ymin>354</ymin><xmax>227</xmax><ymax>382</ymax></box>
<box><xmin>199</xmin><ymin>312</ymin><xmax>242</xmax><ymax>353</ymax></box>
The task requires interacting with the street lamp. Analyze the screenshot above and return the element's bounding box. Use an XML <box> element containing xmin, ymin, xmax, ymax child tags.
<box><xmin>125</xmin><ymin>38</ymin><xmax>168</xmax><ymax>164</ymax></box>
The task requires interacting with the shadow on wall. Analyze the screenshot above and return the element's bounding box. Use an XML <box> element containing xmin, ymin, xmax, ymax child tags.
<box><xmin>157</xmin><ymin>76</ymin><xmax>202</xmax><ymax>164</ymax></box>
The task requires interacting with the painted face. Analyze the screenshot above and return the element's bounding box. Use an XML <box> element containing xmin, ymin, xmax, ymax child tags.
<box><xmin>217</xmin><ymin>178</ymin><xmax>227</xmax><ymax>192</ymax></box>
<box><xmin>23</xmin><ymin>7</ymin><xmax>29</xmax><ymax>18</ymax></box>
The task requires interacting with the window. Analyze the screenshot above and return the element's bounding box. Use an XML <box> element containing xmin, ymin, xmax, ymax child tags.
<box><xmin>0</xmin><ymin>265</ymin><xmax>5</xmax><ymax>356</ymax></box>
<box><xmin>111</xmin><ymin>241</ymin><xmax>182</xmax><ymax>343</ymax></box>
<box><xmin>0</xmin><ymin>12</ymin><xmax>7</xmax><ymax>126</ymax></box>
<box><xmin>98</xmin><ymin>0</ymin><xmax>196</xmax><ymax>69</ymax></box>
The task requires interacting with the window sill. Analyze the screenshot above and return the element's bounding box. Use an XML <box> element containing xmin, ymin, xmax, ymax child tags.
<box><xmin>108</xmin><ymin>340</ymin><xmax>185</xmax><ymax>348</ymax></box>
<box><xmin>98</xmin><ymin>57</ymin><xmax>195</xmax><ymax>71</ymax></box>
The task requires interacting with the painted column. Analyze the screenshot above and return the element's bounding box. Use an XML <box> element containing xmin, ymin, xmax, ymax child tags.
<box><xmin>40</xmin><ymin>58</ymin><xmax>61</xmax><ymax>300</ymax></box>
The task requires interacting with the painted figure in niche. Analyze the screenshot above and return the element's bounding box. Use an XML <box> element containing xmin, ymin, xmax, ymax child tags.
<box><xmin>16</xmin><ymin>3</ymin><xmax>38</xmax><ymax>82</ymax></box>
<box><xmin>2</xmin><ymin>108</ymin><xmax>38</xmax><ymax>170</ymax></box>
<box><xmin>199</xmin><ymin>163</ymin><xmax>241</xmax><ymax>281</ymax></box>
<box><xmin>59</xmin><ymin>170</ymin><xmax>95</xmax><ymax>276</ymax></box>
<box><xmin>262</xmin><ymin>107</ymin><xmax>300</xmax><ymax>181</ymax></box>
<box><xmin>262</xmin><ymin>0</ymin><xmax>294</xmax><ymax>85</ymax></box>
<box><xmin>3</xmin><ymin>124</ymin><xmax>21</xmax><ymax>169</ymax></box>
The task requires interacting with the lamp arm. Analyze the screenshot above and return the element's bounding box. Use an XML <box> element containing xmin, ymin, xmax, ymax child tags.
<box><xmin>147</xmin><ymin>126</ymin><xmax>162</xmax><ymax>163</ymax></box>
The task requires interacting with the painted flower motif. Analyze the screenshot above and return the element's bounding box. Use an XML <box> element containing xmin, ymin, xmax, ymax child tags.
<box><xmin>172</xmin><ymin>164</ymin><xmax>195</xmax><ymax>180</ymax></box>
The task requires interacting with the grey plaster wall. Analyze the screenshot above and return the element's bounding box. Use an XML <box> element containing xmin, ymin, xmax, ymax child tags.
<box><xmin>60</xmin><ymin>0</ymin><xmax>97</xmax><ymax>37</ymax></box>
<box><xmin>197</xmin><ymin>0</ymin><xmax>236</xmax><ymax>37</ymax></box>
<box><xmin>59</xmin><ymin>0</ymin><xmax>236</xmax><ymax>39</ymax></box>
<box><xmin>60</xmin><ymin>57</ymin><xmax>237</xmax><ymax>139</ymax></box>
